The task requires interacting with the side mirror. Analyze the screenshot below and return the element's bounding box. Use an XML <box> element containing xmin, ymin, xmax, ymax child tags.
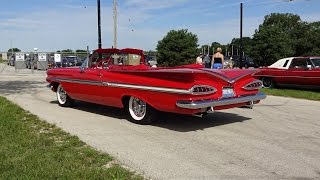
<box><xmin>80</xmin><ymin>66</ymin><xmax>85</xmax><ymax>73</ymax></box>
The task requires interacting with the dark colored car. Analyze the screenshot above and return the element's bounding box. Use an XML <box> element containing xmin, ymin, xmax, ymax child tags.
<box><xmin>232</xmin><ymin>55</ymin><xmax>258</xmax><ymax>68</ymax></box>
<box><xmin>55</xmin><ymin>56</ymin><xmax>80</xmax><ymax>67</ymax></box>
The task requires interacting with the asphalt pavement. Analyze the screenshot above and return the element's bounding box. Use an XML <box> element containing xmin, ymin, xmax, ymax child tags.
<box><xmin>1</xmin><ymin>63</ymin><xmax>320</xmax><ymax>180</ymax></box>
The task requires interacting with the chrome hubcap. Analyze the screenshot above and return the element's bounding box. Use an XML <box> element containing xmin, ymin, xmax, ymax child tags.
<box><xmin>132</xmin><ymin>97</ymin><xmax>146</xmax><ymax>118</ymax></box>
<box><xmin>263</xmin><ymin>79</ymin><xmax>271</xmax><ymax>87</ymax></box>
<box><xmin>58</xmin><ymin>86</ymin><xmax>67</xmax><ymax>103</ymax></box>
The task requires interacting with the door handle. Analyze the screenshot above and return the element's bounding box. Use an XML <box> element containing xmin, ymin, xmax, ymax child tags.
<box><xmin>97</xmin><ymin>73</ymin><xmax>103</xmax><ymax>77</ymax></box>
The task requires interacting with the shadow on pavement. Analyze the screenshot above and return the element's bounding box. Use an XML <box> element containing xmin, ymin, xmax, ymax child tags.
<box><xmin>51</xmin><ymin>100</ymin><xmax>251</xmax><ymax>132</ymax></box>
<box><xmin>152</xmin><ymin>112</ymin><xmax>251</xmax><ymax>132</ymax></box>
<box><xmin>50</xmin><ymin>100</ymin><xmax>128</xmax><ymax>120</ymax></box>
<box><xmin>0</xmin><ymin>80</ymin><xmax>45</xmax><ymax>96</ymax></box>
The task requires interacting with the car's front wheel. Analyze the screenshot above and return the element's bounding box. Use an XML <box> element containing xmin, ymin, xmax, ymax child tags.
<box><xmin>262</xmin><ymin>77</ymin><xmax>275</xmax><ymax>88</ymax></box>
<box><xmin>127</xmin><ymin>96</ymin><xmax>156</xmax><ymax>125</ymax></box>
<box><xmin>56</xmin><ymin>84</ymin><xmax>74</xmax><ymax>107</ymax></box>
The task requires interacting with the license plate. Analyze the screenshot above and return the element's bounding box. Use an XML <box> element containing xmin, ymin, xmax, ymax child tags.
<box><xmin>222</xmin><ymin>87</ymin><xmax>235</xmax><ymax>98</ymax></box>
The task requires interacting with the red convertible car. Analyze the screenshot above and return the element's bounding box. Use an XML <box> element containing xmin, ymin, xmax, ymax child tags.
<box><xmin>254</xmin><ymin>57</ymin><xmax>320</xmax><ymax>88</ymax></box>
<box><xmin>46</xmin><ymin>48</ymin><xmax>266</xmax><ymax>124</ymax></box>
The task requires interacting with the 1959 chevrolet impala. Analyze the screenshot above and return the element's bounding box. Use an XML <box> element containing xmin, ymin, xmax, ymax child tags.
<box><xmin>254</xmin><ymin>57</ymin><xmax>320</xmax><ymax>89</ymax></box>
<box><xmin>46</xmin><ymin>48</ymin><xmax>266</xmax><ymax>124</ymax></box>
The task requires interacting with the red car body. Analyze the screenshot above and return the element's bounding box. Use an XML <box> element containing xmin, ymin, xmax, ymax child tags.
<box><xmin>46</xmin><ymin>48</ymin><xmax>266</xmax><ymax>124</ymax></box>
<box><xmin>254</xmin><ymin>57</ymin><xmax>320</xmax><ymax>88</ymax></box>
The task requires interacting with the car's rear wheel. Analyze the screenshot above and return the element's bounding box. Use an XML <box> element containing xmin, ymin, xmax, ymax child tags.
<box><xmin>56</xmin><ymin>84</ymin><xmax>74</xmax><ymax>107</ymax></box>
<box><xmin>262</xmin><ymin>77</ymin><xmax>275</xmax><ymax>88</ymax></box>
<box><xmin>127</xmin><ymin>96</ymin><xmax>156</xmax><ymax>125</ymax></box>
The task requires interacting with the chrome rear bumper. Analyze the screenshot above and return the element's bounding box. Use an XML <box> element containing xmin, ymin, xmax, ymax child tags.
<box><xmin>176</xmin><ymin>93</ymin><xmax>266</xmax><ymax>109</ymax></box>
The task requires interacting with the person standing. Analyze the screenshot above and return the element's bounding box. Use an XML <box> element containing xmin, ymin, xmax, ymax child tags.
<box><xmin>195</xmin><ymin>53</ymin><xmax>203</xmax><ymax>65</ymax></box>
<box><xmin>211</xmin><ymin>47</ymin><xmax>224</xmax><ymax>69</ymax></box>
<box><xmin>203</xmin><ymin>54</ymin><xmax>211</xmax><ymax>68</ymax></box>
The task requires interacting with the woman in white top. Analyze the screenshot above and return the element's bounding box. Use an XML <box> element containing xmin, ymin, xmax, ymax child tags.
<box><xmin>196</xmin><ymin>53</ymin><xmax>203</xmax><ymax>65</ymax></box>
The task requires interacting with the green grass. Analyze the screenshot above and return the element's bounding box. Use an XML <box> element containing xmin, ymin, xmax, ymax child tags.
<box><xmin>261</xmin><ymin>88</ymin><xmax>320</xmax><ymax>101</ymax></box>
<box><xmin>0</xmin><ymin>96</ymin><xmax>143</xmax><ymax>180</ymax></box>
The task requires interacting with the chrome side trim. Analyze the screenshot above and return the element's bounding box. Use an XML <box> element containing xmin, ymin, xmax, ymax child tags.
<box><xmin>51</xmin><ymin>77</ymin><xmax>192</xmax><ymax>94</ymax></box>
<box><xmin>176</xmin><ymin>92</ymin><xmax>267</xmax><ymax>109</ymax></box>
<box><xmin>104</xmin><ymin>82</ymin><xmax>191</xmax><ymax>94</ymax></box>
<box><xmin>57</xmin><ymin>78</ymin><xmax>102</xmax><ymax>86</ymax></box>
<box><xmin>254</xmin><ymin>75</ymin><xmax>320</xmax><ymax>79</ymax></box>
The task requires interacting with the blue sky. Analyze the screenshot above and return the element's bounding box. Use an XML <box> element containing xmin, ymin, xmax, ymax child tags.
<box><xmin>0</xmin><ymin>0</ymin><xmax>319</xmax><ymax>52</ymax></box>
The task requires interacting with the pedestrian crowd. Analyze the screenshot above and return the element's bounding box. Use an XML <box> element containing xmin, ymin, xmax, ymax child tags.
<box><xmin>195</xmin><ymin>47</ymin><xmax>233</xmax><ymax>69</ymax></box>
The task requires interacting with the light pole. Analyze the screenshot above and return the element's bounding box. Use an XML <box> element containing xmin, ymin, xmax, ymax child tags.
<box><xmin>97</xmin><ymin>0</ymin><xmax>102</xmax><ymax>49</ymax></box>
<box><xmin>113</xmin><ymin>0</ymin><xmax>117</xmax><ymax>48</ymax></box>
<box><xmin>239</xmin><ymin>2</ymin><xmax>243</xmax><ymax>69</ymax></box>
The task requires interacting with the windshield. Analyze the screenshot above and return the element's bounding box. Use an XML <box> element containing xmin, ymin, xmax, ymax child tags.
<box><xmin>311</xmin><ymin>58</ymin><xmax>320</xmax><ymax>68</ymax></box>
<box><xmin>65</xmin><ymin>56</ymin><xmax>77</xmax><ymax>62</ymax></box>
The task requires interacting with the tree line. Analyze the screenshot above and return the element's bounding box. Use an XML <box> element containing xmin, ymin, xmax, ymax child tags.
<box><xmin>156</xmin><ymin>13</ymin><xmax>320</xmax><ymax>67</ymax></box>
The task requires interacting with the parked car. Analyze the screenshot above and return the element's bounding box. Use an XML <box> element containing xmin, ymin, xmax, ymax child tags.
<box><xmin>145</xmin><ymin>55</ymin><xmax>157</xmax><ymax>66</ymax></box>
<box><xmin>46</xmin><ymin>48</ymin><xmax>266</xmax><ymax>125</ymax></box>
<box><xmin>223</xmin><ymin>56</ymin><xmax>234</xmax><ymax>68</ymax></box>
<box><xmin>254</xmin><ymin>57</ymin><xmax>320</xmax><ymax>88</ymax></box>
<box><xmin>232</xmin><ymin>55</ymin><xmax>258</xmax><ymax>68</ymax></box>
<box><xmin>55</xmin><ymin>56</ymin><xmax>80</xmax><ymax>67</ymax></box>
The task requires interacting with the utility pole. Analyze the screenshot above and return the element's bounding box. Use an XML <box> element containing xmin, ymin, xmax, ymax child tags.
<box><xmin>113</xmin><ymin>0</ymin><xmax>117</xmax><ymax>48</ymax></box>
<box><xmin>97</xmin><ymin>0</ymin><xmax>102</xmax><ymax>49</ymax></box>
<box><xmin>239</xmin><ymin>2</ymin><xmax>243</xmax><ymax>69</ymax></box>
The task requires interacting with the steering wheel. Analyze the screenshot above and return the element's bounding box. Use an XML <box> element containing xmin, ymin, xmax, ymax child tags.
<box><xmin>93</xmin><ymin>58</ymin><xmax>112</xmax><ymax>69</ymax></box>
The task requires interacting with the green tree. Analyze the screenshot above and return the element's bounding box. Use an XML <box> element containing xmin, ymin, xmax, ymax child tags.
<box><xmin>229</xmin><ymin>37</ymin><xmax>253</xmax><ymax>56</ymax></box>
<box><xmin>61</xmin><ymin>49</ymin><xmax>74</xmax><ymax>52</ymax></box>
<box><xmin>297</xmin><ymin>21</ymin><xmax>320</xmax><ymax>56</ymax></box>
<box><xmin>7</xmin><ymin>48</ymin><xmax>21</xmax><ymax>52</ymax></box>
<box><xmin>75</xmin><ymin>49</ymin><xmax>87</xmax><ymax>53</ymax></box>
<box><xmin>251</xmin><ymin>13</ymin><xmax>301</xmax><ymax>66</ymax></box>
<box><xmin>156</xmin><ymin>29</ymin><xmax>198</xmax><ymax>66</ymax></box>
<box><xmin>7</xmin><ymin>48</ymin><xmax>21</xmax><ymax>57</ymax></box>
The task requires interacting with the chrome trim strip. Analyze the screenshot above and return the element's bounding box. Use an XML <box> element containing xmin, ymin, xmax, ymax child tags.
<box><xmin>176</xmin><ymin>92</ymin><xmax>267</xmax><ymax>109</ymax></box>
<box><xmin>52</xmin><ymin>77</ymin><xmax>192</xmax><ymax>94</ymax></box>
<box><xmin>255</xmin><ymin>75</ymin><xmax>320</xmax><ymax>79</ymax></box>
<box><xmin>104</xmin><ymin>82</ymin><xmax>191</xmax><ymax>94</ymax></box>
<box><xmin>57</xmin><ymin>78</ymin><xmax>102</xmax><ymax>86</ymax></box>
<box><xmin>50</xmin><ymin>78</ymin><xmax>218</xmax><ymax>95</ymax></box>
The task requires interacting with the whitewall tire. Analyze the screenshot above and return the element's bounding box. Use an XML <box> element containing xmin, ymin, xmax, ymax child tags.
<box><xmin>56</xmin><ymin>84</ymin><xmax>74</xmax><ymax>107</ymax></box>
<box><xmin>127</xmin><ymin>96</ymin><xmax>156</xmax><ymax>125</ymax></box>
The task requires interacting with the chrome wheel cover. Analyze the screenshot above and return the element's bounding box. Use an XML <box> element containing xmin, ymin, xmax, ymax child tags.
<box><xmin>262</xmin><ymin>78</ymin><xmax>272</xmax><ymax>88</ymax></box>
<box><xmin>129</xmin><ymin>97</ymin><xmax>146</xmax><ymax>121</ymax></box>
<box><xmin>57</xmin><ymin>85</ymin><xmax>67</xmax><ymax>104</ymax></box>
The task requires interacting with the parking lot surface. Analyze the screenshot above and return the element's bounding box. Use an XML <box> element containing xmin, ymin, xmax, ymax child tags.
<box><xmin>1</xmin><ymin>63</ymin><xmax>320</xmax><ymax>180</ymax></box>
